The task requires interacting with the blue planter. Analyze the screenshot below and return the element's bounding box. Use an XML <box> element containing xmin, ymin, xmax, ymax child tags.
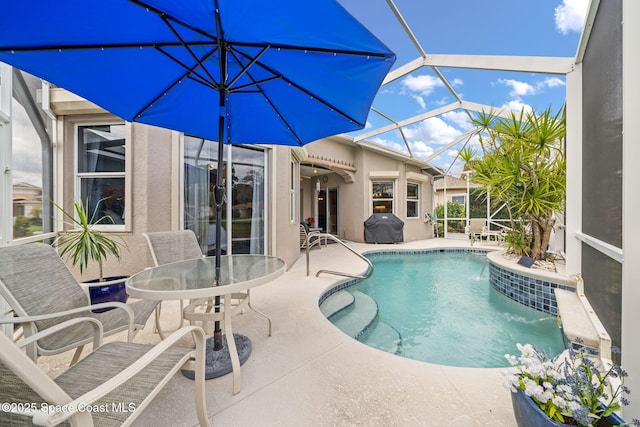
<box><xmin>511</xmin><ymin>388</ymin><xmax>625</xmax><ymax>427</ymax></box>
<box><xmin>84</xmin><ymin>275</ymin><xmax>129</xmax><ymax>313</ymax></box>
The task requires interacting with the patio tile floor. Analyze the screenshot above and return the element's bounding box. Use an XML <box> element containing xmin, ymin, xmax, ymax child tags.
<box><xmin>39</xmin><ymin>238</ymin><xmax>518</xmax><ymax>426</ymax></box>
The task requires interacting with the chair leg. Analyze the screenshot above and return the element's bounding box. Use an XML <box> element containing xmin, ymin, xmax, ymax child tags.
<box><xmin>154</xmin><ymin>300</ymin><xmax>186</xmax><ymax>339</ymax></box>
<box><xmin>246</xmin><ymin>290</ymin><xmax>272</xmax><ymax>336</ymax></box>
<box><xmin>69</xmin><ymin>344</ymin><xmax>84</xmax><ymax>366</ymax></box>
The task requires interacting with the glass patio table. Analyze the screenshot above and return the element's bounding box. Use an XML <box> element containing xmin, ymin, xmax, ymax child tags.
<box><xmin>126</xmin><ymin>254</ymin><xmax>285</xmax><ymax>393</ymax></box>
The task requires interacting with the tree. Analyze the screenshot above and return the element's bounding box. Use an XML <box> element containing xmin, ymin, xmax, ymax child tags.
<box><xmin>467</xmin><ymin>107</ymin><xmax>566</xmax><ymax>259</ymax></box>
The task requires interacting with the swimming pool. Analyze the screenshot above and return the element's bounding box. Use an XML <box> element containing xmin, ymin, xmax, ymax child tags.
<box><xmin>324</xmin><ymin>250</ymin><xmax>566</xmax><ymax>368</ymax></box>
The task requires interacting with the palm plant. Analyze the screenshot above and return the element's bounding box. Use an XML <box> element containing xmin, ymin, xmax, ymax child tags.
<box><xmin>52</xmin><ymin>198</ymin><xmax>124</xmax><ymax>281</ymax></box>
<box><xmin>466</xmin><ymin>107</ymin><xmax>566</xmax><ymax>260</ymax></box>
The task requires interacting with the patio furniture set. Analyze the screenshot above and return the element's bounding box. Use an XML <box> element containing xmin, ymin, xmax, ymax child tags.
<box><xmin>0</xmin><ymin>232</ymin><xmax>285</xmax><ymax>426</ymax></box>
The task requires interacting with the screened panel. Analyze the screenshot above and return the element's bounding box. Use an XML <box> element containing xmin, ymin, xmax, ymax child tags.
<box><xmin>581</xmin><ymin>0</ymin><xmax>622</xmax><ymax>248</ymax></box>
<box><xmin>580</xmin><ymin>0</ymin><xmax>622</xmax><ymax>352</ymax></box>
<box><xmin>582</xmin><ymin>244</ymin><xmax>622</xmax><ymax>351</ymax></box>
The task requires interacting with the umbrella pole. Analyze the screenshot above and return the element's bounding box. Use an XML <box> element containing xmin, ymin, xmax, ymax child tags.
<box><xmin>212</xmin><ymin>44</ymin><xmax>227</xmax><ymax>352</ymax></box>
<box><xmin>212</xmin><ymin>115</ymin><xmax>224</xmax><ymax>352</ymax></box>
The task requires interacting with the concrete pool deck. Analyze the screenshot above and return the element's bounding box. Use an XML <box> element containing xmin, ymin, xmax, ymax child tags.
<box><xmin>40</xmin><ymin>238</ymin><xmax>521</xmax><ymax>426</ymax></box>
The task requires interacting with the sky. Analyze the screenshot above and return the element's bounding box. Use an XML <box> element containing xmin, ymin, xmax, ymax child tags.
<box><xmin>8</xmin><ymin>0</ymin><xmax>589</xmax><ymax>187</ymax></box>
<box><xmin>337</xmin><ymin>0</ymin><xmax>589</xmax><ymax>175</ymax></box>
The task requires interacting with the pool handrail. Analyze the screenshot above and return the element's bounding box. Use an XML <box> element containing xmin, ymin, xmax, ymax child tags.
<box><xmin>305</xmin><ymin>234</ymin><xmax>373</xmax><ymax>279</ymax></box>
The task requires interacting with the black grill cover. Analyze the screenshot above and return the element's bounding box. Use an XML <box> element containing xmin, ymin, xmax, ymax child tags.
<box><xmin>364</xmin><ymin>213</ymin><xmax>404</xmax><ymax>243</ymax></box>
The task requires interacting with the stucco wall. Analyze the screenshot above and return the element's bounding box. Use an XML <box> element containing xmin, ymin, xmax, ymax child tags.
<box><xmin>271</xmin><ymin>146</ymin><xmax>301</xmax><ymax>270</ymax></box>
<box><xmin>59</xmin><ymin>116</ymin><xmax>175</xmax><ymax>280</ymax></box>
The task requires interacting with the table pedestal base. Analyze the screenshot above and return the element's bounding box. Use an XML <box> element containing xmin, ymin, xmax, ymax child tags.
<box><xmin>182</xmin><ymin>333</ymin><xmax>252</xmax><ymax>380</ymax></box>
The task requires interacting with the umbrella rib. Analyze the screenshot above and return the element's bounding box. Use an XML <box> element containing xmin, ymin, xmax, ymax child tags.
<box><xmin>226</xmin><ymin>45</ymin><xmax>269</xmax><ymax>89</ymax></box>
<box><xmin>231</xmin><ymin>47</ymin><xmax>364</xmax><ymax>127</ymax></box>
<box><xmin>159</xmin><ymin>14</ymin><xmax>219</xmax><ymax>87</ymax></box>
<box><xmin>132</xmin><ymin>48</ymin><xmax>219</xmax><ymax>120</ymax></box>
<box><xmin>155</xmin><ymin>45</ymin><xmax>220</xmax><ymax>89</ymax></box>
<box><xmin>0</xmin><ymin>41</ymin><xmax>217</xmax><ymax>53</ymax></box>
<box><xmin>128</xmin><ymin>0</ymin><xmax>222</xmax><ymax>45</ymax></box>
<box><xmin>227</xmin><ymin>41</ymin><xmax>390</xmax><ymax>59</ymax></box>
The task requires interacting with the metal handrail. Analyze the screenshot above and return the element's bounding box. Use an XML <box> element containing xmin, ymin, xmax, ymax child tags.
<box><xmin>305</xmin><ymin>233</ymin><xmax>373</xmax><ymax>279</ymax></box>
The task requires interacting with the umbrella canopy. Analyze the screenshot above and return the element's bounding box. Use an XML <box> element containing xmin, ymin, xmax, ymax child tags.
<box><xmin>0</xmin><ymin>0</ymin><xmax>395</xmax><ymax>146</ymax></box>
<box><xmin>0</xmin><ymin>0</ymin><xmax>395</xmax><ymax>353</ymax></box>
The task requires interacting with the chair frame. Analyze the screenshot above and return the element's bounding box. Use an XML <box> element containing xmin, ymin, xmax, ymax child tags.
<box><xmin>144</xmin><ymin>230</ymin><xmax>272</xmax><ymax>337</ymax></box>
<box><xmin>0</xmin><ymin>319</ymin><xmax>210</xmax><ymax>426</ymax></box>
<box><xmin>0</xmin><ymin>244</ymin><xmax>158</xmax><ymax>365</ymax></box>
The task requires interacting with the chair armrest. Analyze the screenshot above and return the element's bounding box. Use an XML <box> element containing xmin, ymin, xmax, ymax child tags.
<box><xmin>0</xmin><ymin>302</ymin><xmax>135</xmax><ymax>324</ymax></box>
<box><xmin>36</xmin><ymin>325</ymin><xmax>208</xmax><ymax>426</ymax></box>
<box><xmin>14</xmin><ymin>317</ymin><xmax>104</xmax><ymax>352</ymax></box>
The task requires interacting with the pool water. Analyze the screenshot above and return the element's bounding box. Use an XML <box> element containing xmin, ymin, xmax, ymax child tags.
<box><xmin>329</xmin><ymin>251</ymin><xmax>565</xmax><ymax>368</ymax></box>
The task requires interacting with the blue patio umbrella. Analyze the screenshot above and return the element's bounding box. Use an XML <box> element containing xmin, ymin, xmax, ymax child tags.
<box><xmin>0</xmin><ymin>0</ymin><xmax>395</xmax><ymax>362</ymax></box>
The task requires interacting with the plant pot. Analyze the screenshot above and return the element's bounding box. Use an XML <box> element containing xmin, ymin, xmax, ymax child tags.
<box><xmin>83</xmin><ymin>275</ymin><xmax>129</xmax><ymax>313</ymax></box>
<box><xmin>511</xmin><ymin>388</ymin><xmax>625</xmax><ymax>427</ymax></box>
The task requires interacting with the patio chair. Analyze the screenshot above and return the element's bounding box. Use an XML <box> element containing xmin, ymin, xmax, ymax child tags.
<box><xmin>144</xmin><ymin>230</ymin><xmax>272</xmax><ymax>336</ymax></box>
<box><xmin>465</xmin><ymin>218</ymin><xmax>487</xmax><ymax>242</ymax></box>
<box><xmin>0</xmin><ymin>318</ymin><xmax>210</xmax><ymax>426</ymax></box>
<box><xmin>0</xmin><ymin>244</ymin><xmax>159</xmax><ymax>365</ymax></box>
<box><xmin>299</xmin><ymin>223</ymin><xmax>321</xmax><ymax>249</ymax></box>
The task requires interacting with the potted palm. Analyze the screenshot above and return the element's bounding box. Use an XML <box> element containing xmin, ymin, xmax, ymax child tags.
<box><xmin>52</xmin><ymin>198</ymin><xmax>128</xmax><ymax>311</ymax></box>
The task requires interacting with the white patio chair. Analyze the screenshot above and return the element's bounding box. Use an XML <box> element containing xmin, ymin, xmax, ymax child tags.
<box><xmin>0</xmin><ymin>244</ymin><xmax>159</xmax><ymax>366</ymax></box>
<box><xmin>0</xmin><ymin>318</ymin><xmax>210</xmax><ymax>426</ymax></box>
<box><xmin>299</xmin><ymin>223</ymin><xmax>322</xmax><ymax>249</ymax></box>
<box><xmin>144</xmin><ymin>230</ymin><xmax>272</xmax><ymax>336</ymax></box>
<box><xmin>465</xmin><ymin>218</ymin><xmax>487</xmax><ymax>242</ymax></box>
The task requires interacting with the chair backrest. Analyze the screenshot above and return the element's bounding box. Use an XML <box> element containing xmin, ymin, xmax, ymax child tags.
<box><xmin>0</xmin><ymin>244</ymin><xmax>90</xmax><ymax>333</ymax></box>
<box><xmin>467</xmin><ymin>218</ymin><xmax>486</xmax><ymax>232</ymax></box>
<box><xmin>299</xmin><ymin>224</ymin><xmax>309</xmax><ymax>248</ymax></box>
<box><xmin>144</xmin><ymin>230</ymin><xmax>204</xmax><ymax>266</ymax></box>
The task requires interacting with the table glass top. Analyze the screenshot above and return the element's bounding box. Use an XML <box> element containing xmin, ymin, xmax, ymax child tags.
<box><xmin>126</xmin><ymin>255</ymin><xmax>285</xmax><ymax>297</ymax></box>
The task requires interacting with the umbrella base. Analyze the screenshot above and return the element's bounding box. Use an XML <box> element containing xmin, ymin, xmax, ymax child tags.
<box><xmin>182</xmin><ymin>333</ymin><xmax>252</xmax><ymax>380</ymax></box>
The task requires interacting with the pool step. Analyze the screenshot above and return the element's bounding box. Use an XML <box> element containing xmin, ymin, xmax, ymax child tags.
<box><xmin>323</xmin><ymin>290</ymin><xmax>402</xmax><ymax>355</ymax></box>
<box><xmin>358</xmin><ymin>318</ymin><xmax>402</xmax><ymax>355</ymax></box>
<box><xmin>320</xmin><ymin>290</ymin><xmax>354</xmax><ymax>318</ymax></box>
<box><xmin>330</xmin><ymin>291</ymin><xmax>378</xmax><ymax>339</ymax></box>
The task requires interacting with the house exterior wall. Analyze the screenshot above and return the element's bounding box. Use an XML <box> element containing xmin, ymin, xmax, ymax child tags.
<box><xmin>49</xmin><ymin>91</ymin><xmax>438</xmax><ymax>278</ymax></box>
<box><xmin>57</xmin><ymin>112</ymin><xmax>175</xmax><ymax>280</ymax></box>
<box><xmin>305</xmin><ymin>139</ymin><xmax>435</xmax><ymax>244</ymax></box>
<box><xmin>272</xmin><ymin>145</ymin><xmax>301</xmax><ymax>271</ymax></box>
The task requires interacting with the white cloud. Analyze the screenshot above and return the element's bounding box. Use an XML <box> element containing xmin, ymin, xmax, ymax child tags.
<box><xmin>442</xmin><ymin>111</ymin><xmax>473</xmax><ymax>131</ymax></box>
<box><xmin>404</xmin><ymin>117</ymin><xmax>460</xmax><ymax>145</ymax></box>
<box><xmin>502</xmin><ymin>99</ymin><xmax>534</xmax><ymax>113</ymax></box>
<box><xmin>411</xmin><ymin>94</ymin><xmax>427</xmax><ymax>110</ymax></box>
<box><xmin>401</xmin><ymin>74</ymin><xmax>444</xmax><ymax>96</ymax></box>
<box><xmin>370</xmin><ymin>136</ymin><xmax>409</xmax><ymax>155</ymax></box>
<box><xmin>409</xmin><ymin>140</ymin><xmax>435</xmax><ymax>159</ymax></box>
<box><xmin>499</xmin><ymin>79</ymin><xmax>536</xmax><ymax>97</ymax></box>
<box><xmin>555</xmin><ymin>0</ymin><xmax>588</xmax><ymax>35</ymax></box>
<box><xmin>542</xmin><ymin>77</ymin><xmax>566</xmax><ymax>88</ymax></box>
<box><xmin>451</xmin><ymin>78</ymin><xmax>464</xmax><ymax>87</ymax></box>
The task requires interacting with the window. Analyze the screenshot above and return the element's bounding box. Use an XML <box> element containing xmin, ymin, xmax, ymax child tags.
<box><xmin>76</xmin><ymin>123</ymin><xmax>126</xmax><ymax>229</ymax></box>
<box><xmin>290</xmin><ymin>159</ymin><xmax>296</xmax><ymax>223</ymax></box>
<box><xmin>9</xmin><ymin>69</ymin><xmax>54</xmax><ymax>241</ymax></box>
<box><xmin>372</xmin><ymin>180</ymin><xmax>394</xmax><ymax>213</ymax></box>
<box><xmin>183</xmin><ymin>137</ymin><xmax>266</xmax><ymax>255</ymax></box>
<box><xmin>452</xmin><ymin>195</ymin><xmax>465</xmax><ymax>206</ymax></box>
<box><xmin>406</xmin><ymin>182</ymin><xmax>419</xmax><ymax>218</ymax></box>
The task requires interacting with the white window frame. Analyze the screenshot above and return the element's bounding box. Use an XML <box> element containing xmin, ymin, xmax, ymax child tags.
<box><xmin>452</xmin><ymin>195</ymin><xmax>466</xmax><ymax>206</ymax></box>
<box><xmin>74</xmin><ymin>121</ymin><xmax>130</xmax><ymax>231</ymax></box>
<box><xmin>290</xmin><ymin>156</ymin><xmax>297</xmax><ymax>223</ymax></box>
<box><xmin>371</xmin><ymin>180</ymin><xmax>395</xmax><ymax>214</ymax></box>
<box><xmin>406</xmin><ymin>182</ymin><xmax>420</xmax><ymax>218</ymax></box>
